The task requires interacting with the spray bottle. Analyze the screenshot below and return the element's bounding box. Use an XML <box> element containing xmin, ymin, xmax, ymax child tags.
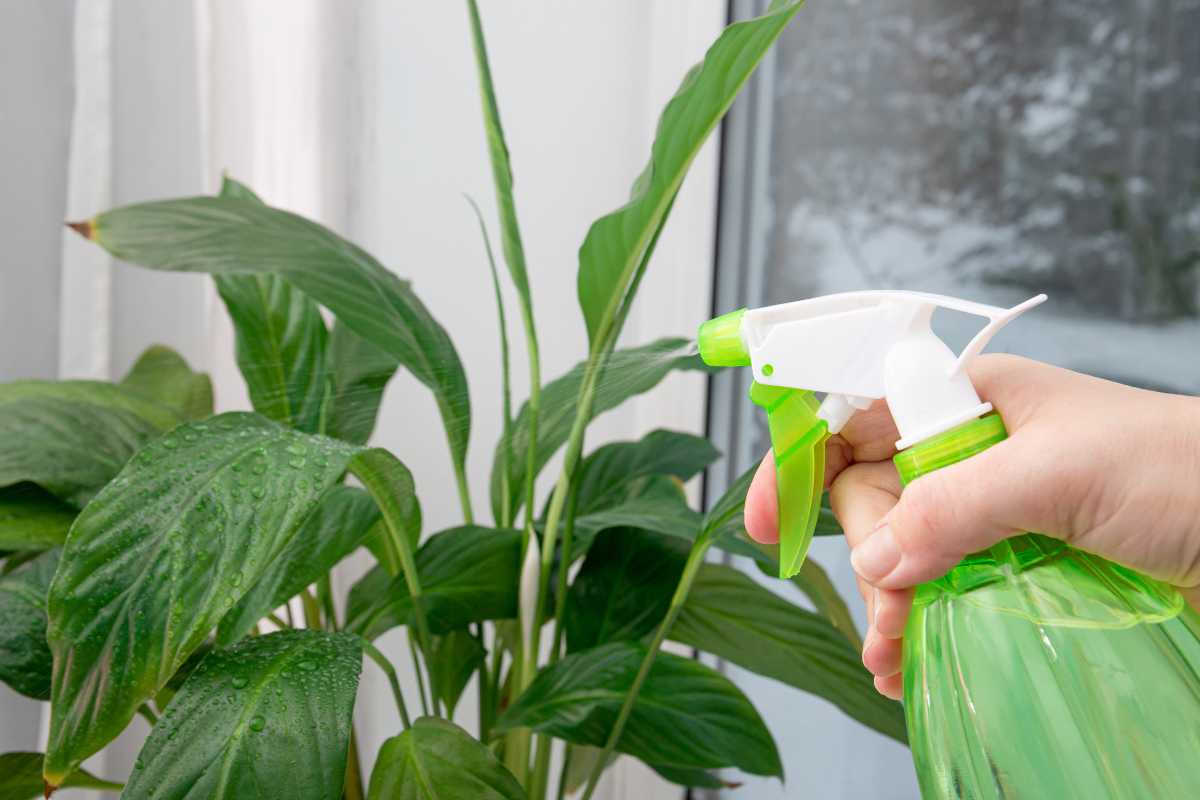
<box><xmin>699</xmin><ymin>290</ymin><xmax>1200</xmax><ymax>798</ymax></box>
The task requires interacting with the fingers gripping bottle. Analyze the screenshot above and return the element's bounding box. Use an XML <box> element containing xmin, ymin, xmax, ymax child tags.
<box><xmin>699</xmin><ymin>291</ymin><xmax>1200</xmax><ymax>799</ymax></box>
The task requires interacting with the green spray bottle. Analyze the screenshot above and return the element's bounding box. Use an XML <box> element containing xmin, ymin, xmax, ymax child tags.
<box><xmin>698</xmin><ymin>290</ymin><xmax>1200</xmax><ymax>798</ymax></box>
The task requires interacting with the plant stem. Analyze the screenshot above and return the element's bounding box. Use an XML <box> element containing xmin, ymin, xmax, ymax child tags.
<box><xmin>409</xmin><ymin>636</ymin><xmax>432</xmax><ymax>717</ymax></box>
<box><xmin>284</xmin><ymin>601</ymin><xmax>295</xmax><ymax>628</ymax></box>
<box><xmin>529</xmin><ymin>735</ymin><xmax>553</xmax><ymax>800</ymax></box>
<box><xmin>453</xmin><ymin>462</ymin><xmax>475</xmax><ymax>525</ymax></box>
<box><xmin>343</xmin><ymin>725</ymin><xmax>365</xmax><ymax>800</ymax></box>
<box><xmin>550</xmin><ymin>480</ymin><xmax>580</xmax><ymax>663</ymax></box>
<box><xmin>301</xmin><ymin>588</ymin><xmax>323</xmax><ymax>630</ymax></box>
<box><xmin>556</xmin><ymin>744</ymin><xmax>573</xmax><ymax>800</ymax></box>
<box><xmin>318</xmin><ymin>573</ymin><xmax>339</xmax><ymax>631</ymax></box>
<box><xmin>581</xmin><ymin>535</ymin><xmax>713</xmax><ymax>800</ymax></box>
<box><xmin>266</xmin><ymin>612</ymin><xmax>291</xmax><ymax>630</ymax></box>
<box><xmin>137</xmin><ymin>703</ymin><xmax>159</xmax><ymax>727</ymax></box>
<box><xmin>361</xmin><ymin>638</ymin><xmax>411</xmax><ymax>728</ymax></box>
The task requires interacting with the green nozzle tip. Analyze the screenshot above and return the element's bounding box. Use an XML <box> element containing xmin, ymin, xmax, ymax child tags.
<box><xmin>698</xmin><ymin>308</ymin><xmax>750</xmax><ymax>367</ymax></box>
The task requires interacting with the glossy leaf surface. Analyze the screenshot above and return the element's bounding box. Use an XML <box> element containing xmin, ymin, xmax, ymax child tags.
<box><xmin>345</xmin><ymin>526</ymin><xmax>521</xmax><ymax>640</ymax></box>
<box><xmin>496</xmin><ymin>641</ymin><xmax>781</xmax><ymax>777</ymax></box>
<box><xmin>576</xmin><ymin>0</ymin><xmax>806</xmax><ymax>346</ymax></box>
<box><xmin>79</xmin><ymin>193</ymin><xmax>471</xmax><ymax>483</ymax></box>
<box><xmin>120</xmin><ymin>344</ymin><xmax>213</xmax><ymax>421</ymax></box>
<box><xmin>564</xmin><ymin>528</ymin><xmax>688</xmax><ymax>652</ymax></box>
<box><xmin>491</xmin><ymin>338</ymin><xmax>705</xmax><ymax>520</ymax></box>
<box><xmin>367</xmin><ymin>717</ymin><xmax>525</xmax><ymax>800</ymax></box>
<box><xmin>122</xmin><ymin>630</ymin><xmax>362</xmax><ymax>800</ymax></box>
<box><xmin>0</xmin><ymin>484</ymin><xmax>75</xmax><ymax>551</ymax></box>
<box><xmin>671</xmin><ymin>564</ymin><xmax>906</xmax><ymax>742</ymax></box>
<box><xmin>0</xmin><ymin>752</ymin><xmax>121</xmax><ymax>799</ymax></box>
<box><xmin>429</xmin><ymin>630</ymin><xmax>487</xmax><ymax>718</ymax></box>
<box><xmin>574</xmin><ymin>429</ymin><xmax>718</xmax><ymax>514</ymax></box>
<box><xmin>324</xmin><ymin>321</ymin><xmax>400</xmax><ymax>445</ymax></box>
<box><xmin>0</xmin><ymin>381</ymin><xmax>181</xmax><ymax>507</ymax></box>
<box><xmin>0</xmin><ymin>549</ymin><xmax>58</xmax><ymax>699</ymax></box>
<box><xmin>217</xmin><ymin>486</ymin><xmax>382</xmax><ymax>645</ymax></box>
<box><xmin>44</xmin><ymin>413</ymin><xmax>362</xmax><ymax>781</ymax></box>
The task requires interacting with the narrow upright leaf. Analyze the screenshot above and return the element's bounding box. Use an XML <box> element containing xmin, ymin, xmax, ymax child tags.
<box><xmin>324</xmin><ymin>320</ymin><xmax>400</xmax><ymax>445</ymax></box>
<box><xmin>0</xmin><ymin>752</ymin><xmax>121</xmax><ymax>799</ymax></box>
<box><xmin>367</xmin><ymin>717</ymin><xmax>526</xmax><ymax>800</ymax></box>
<box><xmin>73</xmin><ymin>192</ymin><xmax>471</xmax><ymax>486</ymax></box>
<box><xmin>670</xmin><ymin>564</ymin><xmax>906</xmax><ymax>743</ymax></box>
<box><xmin>0</xmin><ymin>381</ymin><xmax>182</xmax><ymax>507</ymax></box>
<box><xmin>0</xmin><ymin>549</ymin><xmax>58</xmax><ymax>699</ymax></box>
<box><xmin>345</xmin><ymin>526</ymin><xmax>521</xmax><ymax>641</ymax></box>
<box><xmin>217</xmin><ymin>486</ymin><xmax>383</xmax><ymax>646</ymax></box>
<box><xmin>564</xmin><ymin>528</ymin><xmax>688</xmax><ymax>652</ymax></box>
<box><xmin>576</xmin><ymin>0</ymin><xmax>806</xmax><ymax>346</ymax></box>
<box><xmin>44</xmin><ymin>412</ymin><xmax>366</xmax><ymax>782</ymax></box>
<box><xmin>0</xmin><ymin>484</ymin><xmax>75</xmax><ymax>551</ymax></box>
<box><xmin>496</xmin><ymin>641</ymin><xmax>781</xmax><ymax>777</ymax></box>
<box><xmin>122</xmin><ymin>630</ymin><xmax>363</xmax><ymax>800</ymax></box>
<box><xmin>491</xmin><ymin>338</ymin><xmax>706</xmax><ymax>520</ymax></box>
<box><xmin>120</xmin><ymin>344</ymin><xmax>213</xmax><ymax>421</ymax></box>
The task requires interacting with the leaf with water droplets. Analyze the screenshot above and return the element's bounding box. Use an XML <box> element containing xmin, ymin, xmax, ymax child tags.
<box><xmin>367</xmin><ymin>717</ymin><xmax>525</xmax><ymax>800</ymax></box>
<box><xmin>43</xmin><ymin>412</ymin><xmax>365</xmax><ymax>783</ymax></box>
<box><xmin>123</xmin><ymin>630</ymin><xmax>362</xmax><ymax>800</ymax></box>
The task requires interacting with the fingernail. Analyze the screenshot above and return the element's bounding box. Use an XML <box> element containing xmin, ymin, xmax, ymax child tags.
<box><xmin>850</xmin><ymin>524</ymin><xmax>900</xmax><ymax>582</ymax></box>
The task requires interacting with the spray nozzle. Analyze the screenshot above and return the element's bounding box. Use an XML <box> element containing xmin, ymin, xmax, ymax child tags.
<box><xmin>700</xmin><ymin>290</ymin><xmax>1046</xmax><ymax>577</ymax></box>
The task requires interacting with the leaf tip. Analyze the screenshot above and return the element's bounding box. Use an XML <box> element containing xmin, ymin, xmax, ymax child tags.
<box><xmin>65</xmin><ymin>219</ymin><xmax>94</xmax><ymax>240</ymax></box>
<box><xmin>43</xmin><ymin>779</ymin><xmax>58</xmax><ymax>799</ymax></box>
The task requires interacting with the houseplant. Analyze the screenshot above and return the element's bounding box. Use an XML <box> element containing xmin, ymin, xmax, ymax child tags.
<box><xmin>0</xmin><ymin>1</ymin><xmax>904</xmax><ymax>797</ymax></box>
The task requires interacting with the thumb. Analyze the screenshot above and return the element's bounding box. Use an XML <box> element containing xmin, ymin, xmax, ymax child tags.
<box><xmin>849</xmin><ymin>437</ymin><xmax>1050</xmax><ymax>590</ymax></box>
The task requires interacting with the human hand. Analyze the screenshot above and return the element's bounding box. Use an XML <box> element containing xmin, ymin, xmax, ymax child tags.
<box><xmin>744</xmin><ymin>354</ymin><xmax>1200</xmax><ymax>699</ymax></box>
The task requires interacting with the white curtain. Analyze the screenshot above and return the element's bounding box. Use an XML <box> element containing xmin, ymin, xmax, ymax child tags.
<box><xmin>4</xmin><ymin>2</ymin><xmax>724</xmax><ymax>797</ymax></box>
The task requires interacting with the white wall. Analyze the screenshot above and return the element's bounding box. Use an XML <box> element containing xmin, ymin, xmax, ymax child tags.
<box><xmin>15</xmin><ymin>2</ymin><xmax>725</xmax><ymax>797</ymax></box>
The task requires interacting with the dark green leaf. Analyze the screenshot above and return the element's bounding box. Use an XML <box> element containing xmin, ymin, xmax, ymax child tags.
<box><xmin>576</xmin><ymin>0</ymin><xmax>805</xmax><ymax>346</ymax></box>
<box><xmin>0</xmin><ymin>484</ymin><xmax>75</xmax><ymax>551</ymax></box>
<box><xmin>784</xmin><ymin>558</ymin><xmax>861</xmax><ymax>651</ymax></box>
<box><xmin>153</xmin><ymin>642</ymin><xmax>212</xmax><ymax>711</ymax></box>
<box><xmin>491</xmin><ymin>338</ymin><xmax>706</xmax><ymax>520</ymax></box>
<box><xmin>212</xmin><ymin>177</ymin><xmax>331</xmax><ymax>434</ymax></box>
<box><xmin>565</xmin><ymin>528</ymin><xmax>688</xmax><ymax>652</ymax></box>
<box><xmin>324</xmin><ymin>321</ymin><xmax>400</xmax><ymax>445</ymax></box>
<box><xmin>496</xmin><ymin>641</ymin><xmax>781</xmax><ymax>777</ymax></box>
<box><xmin>0</xmin><ymin>549</ymin><xmax>58</xmax><ymax>699</ymax></box>
<box><xmin>670</xmin><ymin>564</ymin><xmax>906</xmax><ymax>743</ymax></box>
<box><xmin>429</xmin><ymin>630</ymin><xmax>486</xmax><ymax>717</ymax></box>
<box><xmin>122</xmin><ymin>630</ymin><xmax>362</xmax><ymax>800</ymax></box>
<box><xmin>704</xmin><ymin>464</ymin><xmax>756</xmax><ymax>539</ymax></box>
<box><xmin>0</xmin><ymin>381</ymin><xmax>182</xmax><ymax>507</ymax></box>
<box><xmin>0</xmin><ymin>752</ymin><xmax>121</xmax><ymax>799</ymax></box>
<box><xmin>80</xmin><ymin>193</ymin><xmax>471</xmax><ymax>484</ymax></box>
<box><xmin>350</xmin><ymin>448</ymin><xmax>423</xmax><ymax>566</ymax></box>
<box><xmin>346</xmin><ymin>526</ymin><xmax>521</xmax><ymax>640</ymax></box>
<box><xmin>120</xmin><ymin>344</ymin><xmax>213</xmax><ymax>421</ymax></box>
<box><xmin>569</xmin><ymin>491</ymin><xmax>702</xmax><ymax>562</ymax></box>
<box><xmin>367</xmin><ymin>717</ymin><xmax>525</xmax><ymax>800</ymax></box>
<box><xmin>217</xmin><ymin>486</ymin><xmax>382</xmax><ymax>646</ymax></box>
<box><xmin>649</xmin><ymin>763</ymin><xmax>732</xmax><ymax>789</ymax></box>
<box><xmin>575</xmin><ymin>429</ymin><xmax>718</xmax><ymax>514</ymax></box>
<box><xmin>43</xmin><ymin>412</ymin><xmax>368</xmax><ymax>781</ymax></box>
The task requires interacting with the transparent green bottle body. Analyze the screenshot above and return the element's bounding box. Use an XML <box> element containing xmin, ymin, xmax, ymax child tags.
<box><xmin>896</xmin><ymin>416</ymin><xmax>1200</xmax><ymax>799</ymax></box>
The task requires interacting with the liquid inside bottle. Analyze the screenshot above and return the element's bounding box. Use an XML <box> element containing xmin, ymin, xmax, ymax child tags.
<box><xmin>896</xmin><ymin>416</ymin><xmax>1200</xmax><ymax>799</ymax></box>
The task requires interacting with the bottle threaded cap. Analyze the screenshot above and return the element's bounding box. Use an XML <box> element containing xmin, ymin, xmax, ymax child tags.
<box><xmin>698</xmin><ymin>308</ymin><xmax>750</xmax><ymax>367</ymax></box>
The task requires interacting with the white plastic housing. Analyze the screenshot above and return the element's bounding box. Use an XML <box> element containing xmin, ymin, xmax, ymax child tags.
<box><xmin>740</xmin><ymin>291</ymin><xmax>1046</xmax><ymax>449</ymax></box>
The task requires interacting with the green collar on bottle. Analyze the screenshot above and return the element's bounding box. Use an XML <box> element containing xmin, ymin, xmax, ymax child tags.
<box><xmin>894</xmin><ymin>413</ymin><xmax>1007</xmax><ymax>485</ymax></box>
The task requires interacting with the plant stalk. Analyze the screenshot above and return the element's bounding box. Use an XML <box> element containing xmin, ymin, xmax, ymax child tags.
<box><xmin>343</xmin><ymin>725</ymin><xmax>365</xmax><ymax>800</ymax></box>
<box><xmin>529</xmin><ymin>735</ymin><xmax>553</xmax><ymax>800</ymax></box>
<box><xmin>409</xmin><ymin>636</ymin><xmax>432</xmax><ymax>717</ymax></box>
<box><xmin>556</xmin><ymin>744</ymin><xmax>573</xmax><ymax>800</ymax></box>
<box><xmin>453</xmin><ymin>463</ymin><xmax>475</xmax><ymax>525</ymax></box>
<box><xmin>318</xmin><ymin>573</ymin><xmax>339</xmax><ymax>631</ymax></box>
<box><xmin>580</xmin><ymin>534</ymin><xmax>713</xmax><ymax>800</ymax></box>
<box><xmin>361</xmin><ymin>639</ymin><xmax>412</xmax><ymax>729</ymax></box>
<box><xmin>136</xmin><ymin>703</ymin><xmax>159</xmax><ymax>727</ymax></box>
<box><xmin>301</xmin><ymin>588</ymin><xmax>323</xmax><ymax>630</ymax></box>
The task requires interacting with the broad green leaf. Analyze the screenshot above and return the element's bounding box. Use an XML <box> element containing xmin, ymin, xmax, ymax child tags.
<box><xmin>345</xmin><ymin>526</ymin><xmax>520</xmax><ymax>641</ymax></box>
<box><xmin>785</xmin><ymin>558</ymin><xmax>861</xmax><ymax>651</ymax></box>
<box><xmin>496</xmin><ymin>642</ymin><xmax>781</xmax><ymax>777</ymax></box>
<box><xmin>576</xmin><ymin>0</ymin><xmax>805</xmax><ymax>346</ymax></box>
<box><xmin>76</xmin><ymin>193</ymin><xmax>471</xmax><ymax>484</ymax></box>
<box><xmin>367</xmin><ymin>717</ymin><xmax>525</xmax><ymax>800</ymax></box>
<box><xmin>0</xmin><ymin>381</ymin><xmax>182</xmax><ymax>507</ymax></box>
<box><xmin>568</xmin><ymin>490</ymin><xmax>702</xmax><ymax>562</ymax></box>
<box><xmin>43</xmin><ymin>412</ymin><xmax>368</xmax><ymax>782</ymax></box>
<box><xmin>649</xmin><ymin>764</ymin><xmax>732</xmax><ymax>790</ymax></box>
<box><xmin>429</xmin><ymin>630</ymin><xmax>486</xmax><ymax>717</ymax></box>
<box><xmin>217</xmin><ymin>486</ymin><xmax>383</xmax><ymax>646</ymax></box>
<box><xmin>0</xmin><ymin>752</ymin><xmax>121</xmax><ymax>799</ymax></box>
<box><xmin>670</xmin><ymin>564</ymin><xmax>906</xmax><ymax>743</ymax></box>
<box><xmin>153</xmin><ymin>642</ymin><xmax>212</xmax><ymax>712</ymax></box>
<box><xmin>575</xmin><ymin>429</ymin><xmax>718</xmax><ymax>514</ymax></box>
<box><xmin>325</xmin><ymin>320</ymin><xmax>400</xmax><ymax>445</ymax></box>
<box><xmin>120</xmin><ymin>344</ymin><xmax>213</xmax><ymax>421</ymax></box>
<box><xmin>0</xmin><ymin>484</ymin><xmax>75</xmax><ymax>551</ymax></box>
<box><xmin>564</xmin><ymin>528</ymin><xmax>688</xmax><ymax>652</ymax></box>
<box><xmin>212</xmin><ymin>177</ymin><xmax>331</xmax><ymax>433</ymax></box>
<box><xmin>491</xmin><ymin>338</ymin><xmax>706</xmax><ymax>520</ymax></box>
<box><xmin>0</xmin><ymin>549</ymin><xmax>58</xmax><ymax>699</ymax></box>
<box><xmin>704</xmin><ymin>463</ymin><xmax>756</xmax><ymax>539</ymax></box>
<box><xmin>122</xmin><ymin>630</ymin><xmax>362</xmax><ymax>800</ymax></box>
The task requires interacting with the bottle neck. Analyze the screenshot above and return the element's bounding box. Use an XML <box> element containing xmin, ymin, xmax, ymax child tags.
<box><xmin>893</xmin><ymin>413</ymin><xmax>1007</xmax><ymax>485</ymax></box>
